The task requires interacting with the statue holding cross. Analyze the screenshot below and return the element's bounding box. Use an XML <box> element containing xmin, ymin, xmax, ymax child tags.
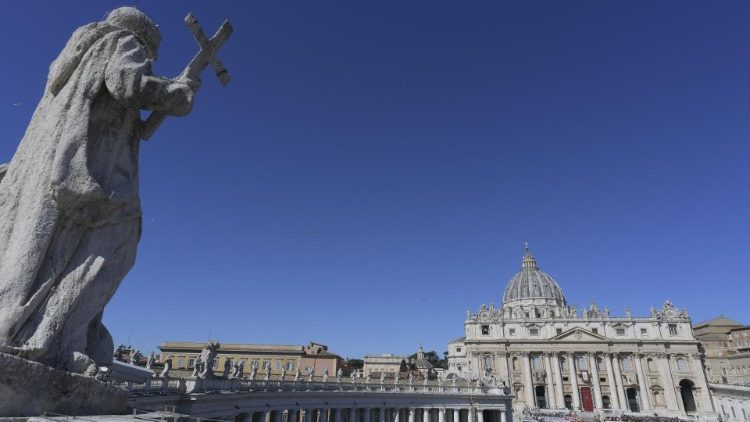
<box><xmin>0</xmin><ymin>7</ymin><xmax>232</xmax><ymax>374</ymax></box>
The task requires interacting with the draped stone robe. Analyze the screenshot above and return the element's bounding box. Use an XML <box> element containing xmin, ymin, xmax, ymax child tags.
<box><xmin>0</xmin><ymin>21</ymin><xmax>193</xmax><ymax>372</ymax></box>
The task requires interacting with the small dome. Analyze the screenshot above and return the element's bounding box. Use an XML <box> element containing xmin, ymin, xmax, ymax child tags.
<box><xmin>502</xmin><ymin>246</ymin><xmax>566</xmax><ymax>306</ymax></box>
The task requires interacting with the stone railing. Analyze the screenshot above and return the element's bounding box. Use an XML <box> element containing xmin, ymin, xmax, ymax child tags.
<box><xmin>125</xmin><ymin>377</ymin><xmax>505</xmax><ymax>396</ymax></box>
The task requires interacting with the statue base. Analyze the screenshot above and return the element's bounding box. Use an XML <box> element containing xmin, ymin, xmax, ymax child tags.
<box><xmin>0</xmin><ymin>352</ymin><xmax>127</xmax><ymax>417</ymax></box>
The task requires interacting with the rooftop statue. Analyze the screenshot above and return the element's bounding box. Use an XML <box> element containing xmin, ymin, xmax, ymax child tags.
<box><xmin>0</xmin><ymin>7</ymin><xmax>231</xmax><ymax>374</ymax></box>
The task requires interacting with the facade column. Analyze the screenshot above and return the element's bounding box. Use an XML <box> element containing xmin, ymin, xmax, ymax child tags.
<box><xmin>611</xmin><ymin>353</ymin><xmax>627</xmax><ymax>409</ymax></box>
<box><xmin>497</xmin><ymin>352</ymin><xmax>510</xmax><ymax>386</ymax></box>
<box><xmin>604</xmin><ymin>353</ymin><xmax>622</xmax><ymax>410</ymax></box>
<box><xmin>658</xmin><ymin>354</ymin><xmax>679</xmax><ymax>411</ymax></box>
<box><xmin>568</xmin><ymin>353</ymin><xmax>581</xmax><ymax>410</ymax></box>
<box><xmin>453</xmin><ymin>409</ymin><xmax>460</xmax><ymax>422</ymax></box>
<box><xmin>476</xmin><ymin>409</ymin><xmax>484</xmax><ymax>422</ymax></box>
<box><xmin>423</xmin><ymin>409</ymin><xmax>430</xmax><ymax>422</ymax></box>
<box><xmin>349</xmin><ymin>408</ymin><xmax>357</xmax><ymax>422</ymax></box>
<box><xmin>500</xmin><ymin>411</ymin><xmax>507</xmax><ymax>422</ymax></box>
<box><xmin>634</xmin><ymin>354</ymin><xmax>651</xmax><ymax>411</ymax></box>
<box><xmin>393</xmin><ymin>409</ymin><xmax>401</xmax><ymax>422</ymax></box>
<box><xmin>543</xmin><ymin>353</ymin><xmax>556</xmax><ymax>408</ymax></box>
<box><xmin>691</xmin><ymin>353</ymin><xmax>714</xmax><ymax>412</ymax></box>
<box><xmin>438</xmin><ymin>409</ymin><xmax>445</xmax><ymax>422</ymax></box>
<box><xmin>468</xmin><ymin>408</ymin><xmax>475</xmax><ymax>422</ymax></box>
<box><xmin>589</xmin><ymin>353</ymin><xmax>603</xmax><ymax>410</ymax></box>
<box><xmin>552</xmin><ymin>353</ymin><xmax>565</xmax><ymax>408</ymax></box>
<box><xmin>522</xmin><ymin>353</ymin><xmax>535</xmax><ymax>408</ymax></box>
<box><xmin>408</xmin><ymin>409</ymin><xmax>415</xmax><ymax>422</ymax></box>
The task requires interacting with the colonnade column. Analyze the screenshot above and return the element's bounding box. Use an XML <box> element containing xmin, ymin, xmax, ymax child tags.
<box><xmin>634</xmin><ymin>353</ymin><xmax>651</xmax><ymax>411</ymax></box>
<box><xmin>552</xmin><ymin>353</ymin><xmax>565</xmax><ymax>408</ymax></box>
<box><xmin>611</xmin><ymin>353</ymin><xmax>627</xmax><ymax>409</ymax></box>
<box><xmin>408</xmin><ymin>408</ymin><xmax>415</xmax><ymax>422</ymax></box>
<box><xmin>468</xmin><ymin>408</ymin><xmax>475</xmax><ymax>422</ymax></box>
<box><xmin>305</xmin><ymin>410</ymin><xmax>314</xmax><ymax>422</ymax></box>
<box><xmin>363</xmin><ymin>408</ymin><xmax>371</xmax><ymax>422</ymax></box>
<box><xmin>320</xmin><ymin>410</ymin><xmax>329</xmax><ymax>422</ymax></box>
<box><xmin>568</xmin><ymin>353</ymin><xmax>581</xmax><ymax>410</ymax></box>
<box><xmin>379</xmin><ymin>408</ymin><xmax>386</xmax><ymax>422</ymax></box>
<box><xmin>522</xmin><ymin>353</ymin><xmax>535</xmax><ymax>408</ymax></box>
<box><xmin>475</xmin><ymin>409</ymin><xmax>484</xmax><ymax>422</ymax></box>
<box><xmin>423</xmin><ymin>408</ymin><xmax>430</xmax><ymax>422</ymax></box>
<box><xmin>393</xmin><ymin>409</ymin><xmax>401</xmax><ymax>422</ymax></box>
<box><xmin>658</xmin><ymin>353</ymin><xmax>679</xmax><ymax>411</ymax></box>
<box><xmin>453</xmin><ymin>409</ymin><xmax>460</xmax><ymax>422</ymax></box>
<box><xmin>500</xmin><ymin>410</ymin><xmax>507</xmax><ymax>422</ymax></box>
<box><xmin>589</xmin><ymin>353</ymin><xmax>603</xmax><ymax>410</ymax></box>
<box><xmin>604</xmin><ymin>353</ymin><xmax>621</xmax><ymax>410</ymax></box>
<box><xmin>438</xmin><ymin>409</ymin><xmax>445</xmax><ymax>422</ymax></box>
<box><xmin>543</xmin><ymin>353</ymin><xmax>556</xmax><ymax>408</ymax></box>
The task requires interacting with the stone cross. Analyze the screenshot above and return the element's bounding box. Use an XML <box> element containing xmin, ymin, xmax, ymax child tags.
<box><xmin>141</xmin><ymin>13</ymin><xmax>233</xmax><ymax>140</ymax></box>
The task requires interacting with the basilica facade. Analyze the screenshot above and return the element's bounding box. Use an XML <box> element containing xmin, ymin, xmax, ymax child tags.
<box><xmin>446</xmin><ymin>247</ymin><xmax>715</xmax><ymax>420</ymax></box>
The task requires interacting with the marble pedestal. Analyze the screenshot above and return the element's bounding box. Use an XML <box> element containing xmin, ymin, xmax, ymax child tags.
<box><xmin>0</xmin><ymin>352</ymin><xmax>128</xmax><ymax>417</ymax></box>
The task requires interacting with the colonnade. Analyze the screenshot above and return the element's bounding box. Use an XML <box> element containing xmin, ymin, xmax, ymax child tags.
<box><xmin>498</xmin><ymin>350</ymin><xmax>697</xmax><ymax>413</ymax></box>
<box><xmin>238</xmin><ymin>407</ymin><xmax>510</xmax><ymax>422</ymax></box>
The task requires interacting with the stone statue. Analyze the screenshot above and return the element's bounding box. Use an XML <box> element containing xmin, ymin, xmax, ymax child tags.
<box><xmin>350</xmin><ymin>370</ymin><xmax>357</xmax><ymax>383</ymax></box>
<box><xmin>280</xmin><ymin>366</ymin><xmax>287</xmax><ymax>381</ymax></box>
<box><xmin>650</xmin><ymin>306</ymin><xmax>657</xmax><ymax>318</ymax></box>
<box><xmin>223</xmin><ymin>358</ymin><xmax>232</xmax><ymax>378</ymax></box>
<box><xmin>323</xmin><ymin>367</ymin><xmax>329</xmax><ymax>382</ymax></box>
<box><xmin>336</xmin><ymin>368</ymin><xmax>343</xmax><ymax>382</ymax></box>
<box><xmin>264</xmin><ymin>363</ymin><xmax>273</xmax><ymax>381</ymax></box>
<box><xmin>232</xmin><ymin>360</ymin><xmax>244</xmax><ymax>379</ymax></box>
<box><xmin>366</xmin><ymin>368</ymin><xmax>372</xmax><ymax>383</ymax></box>
<box><xmin>160</xmin><ymin>358</ymin><xmax>172</xmax><ymax>378</ymax></box>
<box><xmin>408</xmin><ymin>372</ymin><xmax>414</xmax><ymax>385</ymax></box>
<box><xmin>192</xmin><ymin>356</ymin><xmax>203</xmax><ymax>378</ymax></box>
<box><xmin>249</xmin><ymin>363</ymin><xmax>258</xmax><ymax>381</ymax></box>
<box><xmin>625</xmin><ymin>306</ymin><xmax>632</xmax><ymax>318</ymax></box>
<box><xmin>130</xmin><ymin>350</ymin><xmax>142</xmax><ymax>365</ymax></box>
<box><xmin>380</xmin><ymin>371</ymin><xmax>386</xmax><ymax>383</ymax></box>
<box><xmin>0</xmin><ymin>6</ymin><xmax>231</xmax><ymax>374</ymax></box>
<box><xmin>113</xmin><ymin>345</ymin><xmax>125</xmax><ymax>361</ymax></box>
<box><xmin>199</xmin><ymin>342</ymin><xmax>219</xmax><ymax>379</ymax></box>
<box><xmin>294</xmin><ymin>367</ymin><xmax>302</xmax><ymax>382</ymax></box>
<box><xmin>307</xmin><ymin>367</ymin><xmax>315</xmax><ymax>382</ymax></box>
<box><xmin>145</xmin><ymin>352</ymin><xmax>156</xmax><ymax>370</ymax></box>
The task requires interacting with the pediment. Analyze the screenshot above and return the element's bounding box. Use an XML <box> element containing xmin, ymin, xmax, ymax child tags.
<box><xmin>550</xmin><ymin>327</ymin><xmax>609</xmax><ymax>342</ymax></box>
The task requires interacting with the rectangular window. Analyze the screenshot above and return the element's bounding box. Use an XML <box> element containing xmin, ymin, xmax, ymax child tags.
<box><xmin>275</xmin><ymin>360</ymin><xmax>282</xmax><ymax>370</ymax></box>
<box><xmin>616</xmin><ymin>328</ymin><xmax>626</xmax><ymax>336</ymax></box>
<box><xmin>641</xmin><ymin>328</ymin><xmax>648</xmax><ymax>336</ymax></box>
<box><xmin>529</xmin><ymin>328</ymin><xmax>539</xmax><ymax>336</ymax></box>
<box><xmin>456</xmin><ymin>347</ymin><xmax>462</xmax><ymax>353</ymax></box>
<box><xmin>177</xmin><ymin>358</ymin><xmax>185</xmax><ymax>368</ymax></box>
<box><xmin>600</xmin><ymin>377</ymin><xmax>606</xmax><ymax>382</ymax></box>
<box><xmin>592</xmin><ymin>328</ymin><xmax>598</xmax><ymax>334</ymax></box>
<box><xmin>188</xmin><ymin>358</ymin><xmax>195</xmax><ymax>368</ymax></box>
<box><xmin>556</xmin><ymin>328</ymin><xmax>563</xmax><ymax>335</ymax></box>
<box><xmin>562</xmin><ymin>376</ymin><xmax>569</xmax><ymax>381</ymax></box>
<box><xmin>263</xmin><ymin>360</ymin><xmax>271</xmax><ymax>369</ymax></box>
<box><xmin>509</xmin><ymin>328</ymin><xmax>516</xmax><ymax>336</ymax></box>
<box><xmin>287</xmin><ymin>361</ymin><xmax>295</xmax><ymax>370</ymax></box>
<box><xmin>481</xmin><ymin>325</ymin><xmax>490</xmax><ymax>335</ymax></box>
<box><xmin>668</xmin><ymin>324</ymin><xmax>678</xmax><ymax>335</ymax></box>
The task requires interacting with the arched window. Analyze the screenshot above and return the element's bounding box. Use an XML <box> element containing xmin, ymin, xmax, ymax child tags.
<box><xmin>564</xmin><ymin>394</ymin><xmax>573</xmax><ymax>410</ymax></box>
<box><xmin>532</xmin><ymin>356</ymin><xmax>543</xmax><ymax>370</ymax></box>
<box><xmin>677</xmin><ymin>358</ymin><xmax>689</xmax><ymax>372</ymax></box>
<box><xmin>484</xmin><ymin>355</ymin><xmax>494</xmax><ymax>371</ymax></box>
<box><xmin>621</xmin><ymin>356</ymin><xmax>632</xmax><ymax>372</ymax></box>
<box><xmin>602</xmin><ymin>395</ymin><xmax>611</xmax><ymax>409</ymax></box>
<box><xmin>512</xmin><ymin>357</ymin><xmax>519</xmax><ymax>371</ymax></box>
<box><xmin>577</xmin><ymin>356</ymin><xmax>587</xmax><ymax>370</ymax></box>
<box><xmin>679</xmin><ymin>379</ymin><xmax>696</xmax><ymax>412</ymax></box>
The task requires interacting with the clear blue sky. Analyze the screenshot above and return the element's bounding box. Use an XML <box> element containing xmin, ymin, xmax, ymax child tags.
<box><xmin>2</xmin><ymin>1</ymin><xmax>749</xmax><ymax>359</ymax></box>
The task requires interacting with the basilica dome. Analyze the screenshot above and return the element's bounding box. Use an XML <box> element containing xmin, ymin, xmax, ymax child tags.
<box><xmin>502</xmin><ymin>246</ymin><xmax>567</xmax><ymax>307</ymax></box>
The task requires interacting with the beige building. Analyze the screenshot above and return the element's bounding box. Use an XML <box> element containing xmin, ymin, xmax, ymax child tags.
<box><xmin>447</xmin><ymin>247</ymin><xmax>716</xmax><ymax>419</ymax></box>
<box><xmin>363</xmin><ymin>346</ymin><xmax>434</xmax><ymax>378</ymax></box>
<box><xmin>694</xmin><ymin>316</ymin><xmax>750</xmax><ymax>385</ymax></box>
<box><xmin>159</xmin><ymin>341</ymin><xmax>344</xmax><ymax>376</ymax></box>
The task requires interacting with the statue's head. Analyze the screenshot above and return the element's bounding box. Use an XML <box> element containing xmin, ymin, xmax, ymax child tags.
<box><xmin>106</xmin><ymin>7</ymin><xmax>161</xmax><ymax>60</ymax></box>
